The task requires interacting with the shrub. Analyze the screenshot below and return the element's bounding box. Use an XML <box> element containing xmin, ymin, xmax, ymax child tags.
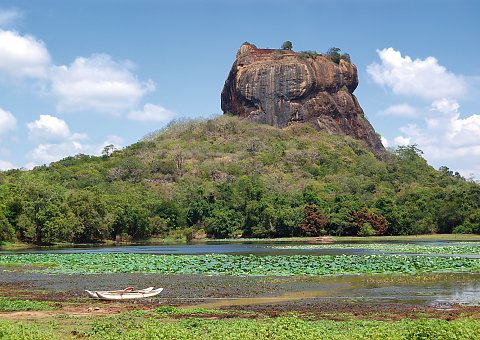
<box><xmin>340</xmin><ymin>53</ymin><xmax>351</xmax><ymax>63</ymax></box>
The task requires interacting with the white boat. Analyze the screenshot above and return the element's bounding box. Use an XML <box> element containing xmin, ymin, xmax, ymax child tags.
<box><xmin>85</xmin><ymin>287</ymin><xmax>163</xmax><ymax>300</ymax></box>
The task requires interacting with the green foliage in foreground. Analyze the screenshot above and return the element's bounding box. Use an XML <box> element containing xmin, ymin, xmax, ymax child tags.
<box><xmin>1</xmin><ymin>116</ymin><xmax>479</xmax><ymax>244</ymax></box>
<box><xmin>1</xmin><ymin>253</ymin><xmax>480</xmax><ymax>275</ymax></box>
<box><xmin>0</xmin><ymin>321</ymin><xmax>55</xmax><ymax>340</ymax></box>
<box><xmin>2</xmin><ymin>314</ymin><xmax>480</xmax><ymax>340</ymax></box>
<box><xmin>0</xmin><ymin>298</ymin><xmax>52</xmax><ymax>312</ymax></box>
<box><xmin>154</xmin><ymin>305</ymin><xmax>228</xmax><ymax>315</ymax></box>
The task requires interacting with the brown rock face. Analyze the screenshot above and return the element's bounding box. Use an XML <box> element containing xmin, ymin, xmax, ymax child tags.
<box><xmin>221</xmin><ymin>43</ymin><xmax>386</xmax><ymax>158</ymax></box>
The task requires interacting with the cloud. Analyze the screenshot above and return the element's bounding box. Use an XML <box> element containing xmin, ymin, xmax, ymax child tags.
<box><xmin>51</xmin><ymin>54</ymin><xmax>155</xmax><ymax>113</ymax></box>
<box><xmin>0</xmin><ymin>159</ymin><xmax>14</xmax><ymax>170</ymax></box>
<box><xmin>25</xmin><ymin>115</ymin><xmax>123</xmax><ymax>166</ymax></box>
<box><xmin>367</xmin><ymin>48</ymin><xmax>466</xmax><ymax>100</ymax></box>
<box><xmin>27</xmin><ymin>114</ymin><xmax>88</xmax><ymax>142</ymax></box>
<box><xmin>0</xmin><ymin>30</ymin><xmax>161</xmax><ymax>118</ymax></box>
<box><xmin>0</xmin><ymin>30</ymin><xmax>51</xmax><ymax>78</ymax></box>
<box><xmin>393</xmin><ymin>135</ymin><xmax>411</xmax><ymax>146</ymax></box>
<box><xmin>393</xmin><ymin>99</ymin><xmax>480</xmax><ymax>177</ymax></box>
<box><xmin>380</xmin><ymin>136</ymin><xmax>389</xmax><ymax>148</ymax></box>
<box><xmin>26</xmin><ymin>135</ymin><xmax>124</xmax><ymax>167</ymax></box>
<box><xmin>26</xmin><ymin>114</ymin><xmax>92</xmax><ymax>166</ymax></box>
<box><xmin>380</xmin><ymin>103</ymin><xmax>418</xmax><ymax>117</ymax></box>
<box><xmin>127</xmin><ymin>103</ymin><xmax>176</xmax><ymax>122</ymax></box>
<box><xmin>0</xmin><ymin>8</ymin><xmax>22</xmax><ymax>27</ymax></box>
<box><xmin>27</xmin><ymin>142</ymin><xmax>84</xmax><ymax>165</ymax></box>
<box><xmin>0</xmin><ymin>107</ymin><xmax>16</xmax><ymax>134</ymax></box>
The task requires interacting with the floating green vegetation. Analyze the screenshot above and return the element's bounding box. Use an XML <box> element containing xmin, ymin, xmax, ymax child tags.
<box><xmin>1</xmin><ymin>253</ymin><xmax>480</xmax><ymax>276</ymax></box>
<box><xmin>269</xmin><ymin>243</ymin><xmax>480</xmax><ymax>255</ymax></box>
<box><xmin>0</xmin><ymin>298</ymin><xmax>53</xmax><ymax>312</ymax></box>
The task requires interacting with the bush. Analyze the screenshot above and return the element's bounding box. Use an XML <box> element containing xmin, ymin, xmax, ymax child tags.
<box><xmin>299</xmin><ymin>51</ymin><xmax>318</xmax><ymax>59</ymax></box>
<box><xmin>340</xmin><ymin>53</ymin><xmax>351</xmax><ymax>63</ymax></box>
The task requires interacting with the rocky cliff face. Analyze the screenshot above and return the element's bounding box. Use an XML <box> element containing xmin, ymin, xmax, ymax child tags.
<box><xmin>221</xmin><ymin>43</ymin><xmax>386</xmax><ymax>158</ymax></box>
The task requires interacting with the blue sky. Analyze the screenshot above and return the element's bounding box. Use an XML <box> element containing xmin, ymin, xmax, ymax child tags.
<box><xmin>0</xmin><ymin>0</ymin><xmax>479</xmax><ymax>178</ymax></box>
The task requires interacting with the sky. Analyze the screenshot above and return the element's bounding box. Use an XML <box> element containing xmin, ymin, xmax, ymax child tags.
<box><xmin>0</xmin><ymin>0</ymin><xmax>479</xmax><ymax>179</ymax></box>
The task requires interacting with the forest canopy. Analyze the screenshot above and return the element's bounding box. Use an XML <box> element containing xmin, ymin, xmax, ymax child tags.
<box><xmin>1</xmin><ymin>116</ymin><xmax>479</xmax><ymax>244</ymax></box>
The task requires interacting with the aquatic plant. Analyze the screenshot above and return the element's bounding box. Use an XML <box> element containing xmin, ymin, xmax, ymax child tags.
<box><xmin>269</xmin><ymin>243</ymin><xmax>480</xmax><ymax>255</ymax></box>
<box><xmin>1</xmin><ymin>253</ymin><xmax>479</xmax><ymax>276</ymax></box>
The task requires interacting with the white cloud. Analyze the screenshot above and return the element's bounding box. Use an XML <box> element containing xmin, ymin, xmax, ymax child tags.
<box><xmin>0</xmin><ymin>107</ymin><xmax>16</xmax><ymax>134</ymax></box>
<box><xmin>26</xmin><ymin>135</ymin><xmax>124</xmax><ymax>167</ymax></box>
<box><xmin>0</xmin><ymin>30</ymin><xmax>51</xmax><ymax>78</ymax></box>
<box><xmin>127</xmin><ymin>103</ymin><xmax>176</xmax><ymax>122</ymax></box>
<box><xmin>25</xmin><ymin>115</ymin><xmax>124</xmax><ymax>166</ymax></box>
<box><xmin>0</xmin><ymin>159</ymin><xmax>14</xmax><ymax>170</ymax></box>
<box><xmin>380</xmin><ymin>103</ymin><xmax>418</xmax><ymax>117</ymax></box>
<box><xmin>27</xmin><ymin>142</ymin><xmax>83</xmax><ymax>165</ymax></box>
<box><xmin>0</xmin><ymin>29</ymin><xmax>164</xmax><ymax>121</ymax></box>
<box><xmin>380</xmin><ymin>136</ymin><xmax>389</xmax><ymax>148</ymax></box>
<box><xmin>367</xmin><ymin>48</ymin><xmax>466</xmax><ymax>100</ymax></box>
<box><xmin>27</xmin><ymin>114</ymin><xmax>80</xmax><ymax>142</ymax></box>
<box><xmin>51</xmin><ymin>54</ymin><xmax>155</xmax><ymax>113</ymax></box>
<box><xmin>25</xmin><ymin>114</ymin><xmax>92</xmax><ymax>166</ymax></box>
<box><xmin>393</xmin><ymin>99</ymin><xmax>480</xmax><ymax>178</ymax></box>
<box><xmin>394</xmin><ymin>135</ymin><xmax>411</xmax><ymax>146</ymax></box>
<box><xmin>0</xmin><ymin>8</ymin><xmax>22</xmax><ymax>27</ymax></box>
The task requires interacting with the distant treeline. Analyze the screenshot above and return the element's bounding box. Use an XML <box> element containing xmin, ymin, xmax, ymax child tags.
<box><xmin>1</xmin><ymin>116</ymin><xmax>479</xmax><ymax>245</ymax></box>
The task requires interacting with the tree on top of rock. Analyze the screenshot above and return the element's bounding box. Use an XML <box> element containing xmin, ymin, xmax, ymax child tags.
<box><xmin>326</xmin><ymin>47</ymin><xmax>351</xmax><ymax>64</ymax></box>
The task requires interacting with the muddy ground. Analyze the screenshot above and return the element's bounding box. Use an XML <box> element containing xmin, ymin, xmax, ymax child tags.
<box><xmin>1</xmin><ymin>268</ymin><xmax>480</xmax><ymax>321</ymax></box>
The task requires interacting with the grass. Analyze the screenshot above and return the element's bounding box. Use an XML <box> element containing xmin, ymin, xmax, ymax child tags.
<box><xmin>1</xmin><ymin>311</ymin><xmax>480</xmax><ymax>339</ymax></box>
<box><xmin>0</xmin><ymin>241</ymin><xmax>32</xmax><ymax>251</ymax></box>
<box><xmin>0</xmin><ymin>298</ymin><xmax>53</xmax><ymax>312</ymax></box>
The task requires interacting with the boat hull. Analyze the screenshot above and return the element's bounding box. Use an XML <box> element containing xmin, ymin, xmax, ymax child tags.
<box><xmin>85</xmin><ymin>287</ymin><xmax>160</xmax><ymax>300</ymax></box>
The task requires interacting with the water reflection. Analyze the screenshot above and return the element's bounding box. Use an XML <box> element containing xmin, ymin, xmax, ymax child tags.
<box><xmin>189</xmin><ymin>273</ymin><xmax>480</xmax><ymax>308</ymax></box>
<box><xmin>2</xmin><ymin>240</ymin><xmax>480</xmax><ymax>257</ymax></box>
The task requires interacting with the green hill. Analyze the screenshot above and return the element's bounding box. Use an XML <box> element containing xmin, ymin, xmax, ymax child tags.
<box><xmin>1</xmin><ymin>116</ymin><xmax>479</xmax><ymax>244</ymax></box>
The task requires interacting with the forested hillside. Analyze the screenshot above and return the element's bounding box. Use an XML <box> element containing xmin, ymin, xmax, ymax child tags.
<box><xmin>1</xmin><ymin>116</ymin><xmax>479</xmax><ymax>245</ymax></box>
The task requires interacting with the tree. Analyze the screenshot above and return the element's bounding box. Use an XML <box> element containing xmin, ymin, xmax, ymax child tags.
<box><xmin>281</xmin><ymin>41</ymin><xmax>293</xmax><ymax>51</ymax></box>
<box><xmin>326</xmin><ymin>47</ymin><xmax>341</xmax><ymax>63</ymax></box>
<box><xmin>204</xmin><ymin>207</ymin><xmax>244</xmax><ymax>238</ymax></box>
<box><xmin>352</xmin><ymin>208</ymin><xmax>389</xmax><ymax>236</ymax></box>
<box><xmin>299</xmin><ymin>204</ymin><xmax>328</xmax><ymax>236</ymax></box>
<box><xmin>112</xmin><ymin>203</ymin><xmax>150</xmax><ymax>240</ymax></box>
<box><xmin>11</xmin><ymin>177</ymin><xmax>77</xmax><ymax>244</ymax></box>
<box><xmin>102</xmin><ymin>144</ymin><xmax>115</xmax><ymax>158</ymax></box>
<box><xmin>0</xmin><ymin>211</ymin><xmax>14</xmax><ymax>242</ymax></box>
<box><xmin>68</xmin><ymin>189</ymin><xmax>110</xmax><ymax>242</ymax></box>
